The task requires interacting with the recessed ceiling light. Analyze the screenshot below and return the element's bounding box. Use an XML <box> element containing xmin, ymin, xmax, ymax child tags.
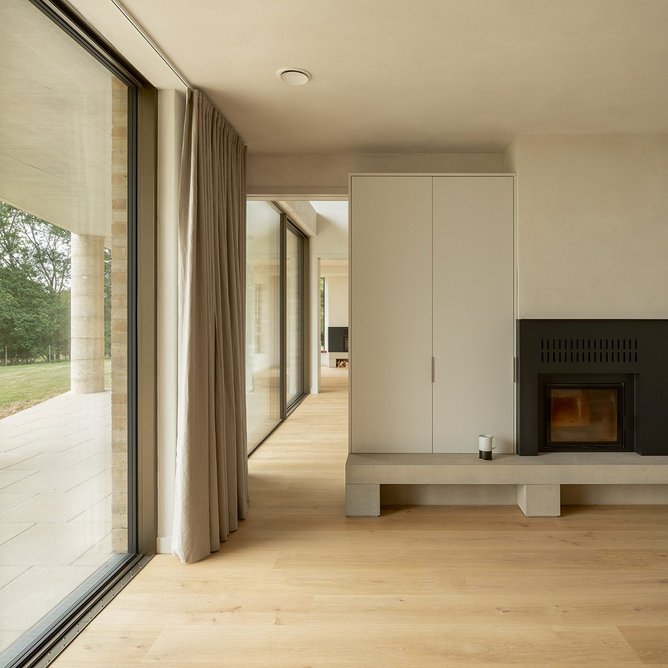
<box><xmin>278</xmin><ymin>68</ymin><xmax>311</xmax><ymax>86</ymax></box>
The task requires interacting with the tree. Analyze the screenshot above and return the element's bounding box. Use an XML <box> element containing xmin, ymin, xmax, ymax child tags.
<box><xmin>0</xmin><ymin>202</ymin><xmax>71</xmax><ymax>364</ymax></box>
<box><xmin>0</xmin><ymin>264</ymin><xmax>59</xmax><ymax>362</ymax></box>
<box><xmin>0</xmin><ymin>202</ymin><xmax>71</xmax><ymax>293</ymax></box>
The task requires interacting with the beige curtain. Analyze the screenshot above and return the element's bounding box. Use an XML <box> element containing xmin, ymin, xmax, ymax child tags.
<box><xmin>173</xmin><ymin>89</ymin><xmax>249</xmax><ymax>564</ymax></box>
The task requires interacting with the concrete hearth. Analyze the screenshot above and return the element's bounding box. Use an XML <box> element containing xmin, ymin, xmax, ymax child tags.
<box><xmin>345</xmin><ymin>452</ymin><xmax>668</xmax><ymax>517</ymax></box>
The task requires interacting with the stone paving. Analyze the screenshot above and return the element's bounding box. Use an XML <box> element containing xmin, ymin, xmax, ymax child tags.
<box><xmin>0</xmin><ymin>391</ymin><xmax>114</xmax><ymax>653</ymax></box>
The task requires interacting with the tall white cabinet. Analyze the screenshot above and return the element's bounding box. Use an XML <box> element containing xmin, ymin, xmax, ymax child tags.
<box><xmin>350</xmin><ymin>174</ymin><xmax>514</xmax><ymax>454</ymax></box>
<box><xmin>350</xmin><ymin>176</ymin><xmax>433</xmax><ymax>453</ymax></box>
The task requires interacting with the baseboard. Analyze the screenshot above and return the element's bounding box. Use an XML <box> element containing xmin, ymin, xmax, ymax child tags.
<box><xmin>156</xmin><ymin>536</ymin><xmax>172</xmax><ymax>554</ymax></box>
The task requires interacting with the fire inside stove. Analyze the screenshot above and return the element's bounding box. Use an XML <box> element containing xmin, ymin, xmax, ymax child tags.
<box><xmin>547</xmin><ymin>385</ymin><xmax>622</xmax><ymax>446</ymax></box>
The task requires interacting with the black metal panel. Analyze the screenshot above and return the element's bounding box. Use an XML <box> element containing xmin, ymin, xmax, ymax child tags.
<box><xmin>517</xmin><ymin>320</ymin><xmax>668</xmax><ymax>456</ymax></box>
<box><xmin>328</xmin><ymin>327</ymin><xmax>349</xmax><ymax>353</ymax></box>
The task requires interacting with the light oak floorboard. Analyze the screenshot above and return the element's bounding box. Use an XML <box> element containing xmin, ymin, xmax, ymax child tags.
<box><xmin>55</xmin><ymin>368</ymin><xmax>668</xmax><ymax>666</ymax></box>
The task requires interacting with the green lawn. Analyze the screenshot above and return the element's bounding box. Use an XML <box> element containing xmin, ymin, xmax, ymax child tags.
<box><xmin>0</xmin><ymin>359</ymin><xmax>111</xmax><ymax>419</ymax></box>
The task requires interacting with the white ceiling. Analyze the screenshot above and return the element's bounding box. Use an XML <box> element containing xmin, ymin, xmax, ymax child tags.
<box><xmin>118</xmin><ymin>0</ymin><xmax>668</xmax><ymax>153</ymax></box>
<box><xmin>1</xmin><ymin>0</ymin><xmax>116</xmax><ymax>237</ymax></box>
<box><xmin>310</xmin><ymin>201</ymin><xmax>348</xmax><ymax>224</ymax></box>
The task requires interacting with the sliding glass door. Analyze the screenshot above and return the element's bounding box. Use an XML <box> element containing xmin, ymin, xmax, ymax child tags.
<box><xmin>0</xmin><ymin>1</ymin><xmax>142</xmax><ymax>664</ymax></box>
<box><xmin>246</xmin><ymin>202</ymin><xmax>281</xmax><ymax>452</ymax></box>
<box><xmin>245</xmin><ymin>205</ymin><xmax>307</xmax><ymax>452</ymax></box>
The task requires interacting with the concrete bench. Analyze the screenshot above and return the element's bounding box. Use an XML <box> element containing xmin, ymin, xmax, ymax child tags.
<box><xmin>345</xmin><ymin>452</ymin><xmax>668</xmax><ymax>517</ymax></box>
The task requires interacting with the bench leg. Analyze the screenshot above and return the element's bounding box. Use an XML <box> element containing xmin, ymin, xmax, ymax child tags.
<box><xmin>346</xmin><ymin>483</ymin><xmax>380</xmax><ymax>517</ymax></box>
<box><xmin>517</xmin><ymin>484</ymin><xmax>561</xmax><ymax>517</ymax></box>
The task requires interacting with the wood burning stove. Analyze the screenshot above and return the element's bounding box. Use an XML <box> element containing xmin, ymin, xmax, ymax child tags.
<box><xmin>517</xmin><ymin>320</ymin><xmax>668</xmax><ymax>456</ymax></box>
<box><xmin>539</xmin><ymin>374</ymin><xmax>634</xmax><ymax>452</ymax></box>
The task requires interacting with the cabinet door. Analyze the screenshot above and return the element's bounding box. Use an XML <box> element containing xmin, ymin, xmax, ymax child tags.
<box><xmin>350</xmin><ymin>176</ymin><xmax>433</xmax><ymax>453</ymax></box>
<box><xmin>432</xmin><ymin>176</ymin><xmax>514</xmax><ymax>453</ymax></box>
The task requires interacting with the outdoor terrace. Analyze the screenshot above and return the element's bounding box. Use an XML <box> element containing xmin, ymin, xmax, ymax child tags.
<box><xmin>0</xmin><ymin>389</ymin><xmax>113</xmax><ymax>653</ymax></box>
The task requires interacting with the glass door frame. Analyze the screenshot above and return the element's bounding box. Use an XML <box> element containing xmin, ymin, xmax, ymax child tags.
<box><xmin>282</xmin><ymin>216</ymin><xmax>308</xmax><ymax>416</ymax></box>
<box><xmin>246</xmin><ymin>201</ymin><xmax>283</xmax><ymax>454</ymax></box>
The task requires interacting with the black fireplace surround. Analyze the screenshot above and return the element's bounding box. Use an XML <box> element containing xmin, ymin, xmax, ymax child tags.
<box><xmin>517</xmin><ymin>320</ymin><xmax>668</xmax><ymax>456</ymax></box>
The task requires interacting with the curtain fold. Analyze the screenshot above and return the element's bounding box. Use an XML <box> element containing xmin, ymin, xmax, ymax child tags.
<box><xmin>173</xmin><ymin>89</ymin><xmax>249</xmax><ymax>564</ymax></box>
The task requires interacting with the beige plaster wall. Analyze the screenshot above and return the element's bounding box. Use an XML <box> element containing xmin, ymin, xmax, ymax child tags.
<box><xmin>248</xmin><ymin>152</ymin><xmax>506</xmax><ymax>197</ymax></box>
<box><xmin>326</xmin><ymin>275</ymin><xmax>348</xmax><ymax>329</ymax></box>
<box><xmin>509</xmin><ymin>134</ymin><xmax>668</xmax><ymax>318</ymax></box>
<box><xmin>156</xmin><ymin>90</ymin><xmax>186</xmax><ymax>554</ymax></box>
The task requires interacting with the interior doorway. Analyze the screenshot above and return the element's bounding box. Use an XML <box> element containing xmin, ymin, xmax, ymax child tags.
<box><xmin>319</xmin><ymin>259</ymin><xmax>349</xmax><ymax>371</ymax></box>
<box><xmin>245</xmin><ymin>198</ymin><xmax>348</xmax><ymax>453</ymax></box>
<box><xmin>308</xmin><ymin>200</ymin><xmax>348</xmax><ymax>394</ymax></box>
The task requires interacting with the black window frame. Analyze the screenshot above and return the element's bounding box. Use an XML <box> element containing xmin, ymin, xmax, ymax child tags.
<box><xmin>284</xmin><ymin>218</ymin><xmax>308</xmax><ymax>415</ymax></box>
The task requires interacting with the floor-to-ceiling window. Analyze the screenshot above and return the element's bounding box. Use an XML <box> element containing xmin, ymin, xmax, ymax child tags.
<box><xmin>0</xmin><ymin>1</ymin><xmax>143</xmax><ymax>664</ymax></box>
<box><xmin>246</xmin><ymin>204</ymin><xmax>307</xmax><ymax>452</ymax></box>
<box><xmin>246</xmin><ymin>202</ymin><xmax>281</xmax><ymax>452</ymax></box>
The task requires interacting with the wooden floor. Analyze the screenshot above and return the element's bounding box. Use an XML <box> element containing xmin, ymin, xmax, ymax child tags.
<box><xmin>56</xmin><ymin>368</ymin><xmax>668</xmax><ymax>666</ymax></box>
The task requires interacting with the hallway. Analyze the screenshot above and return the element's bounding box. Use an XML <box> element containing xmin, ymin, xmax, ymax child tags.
<box><xmin>56</xmin><ymin>367</ymin><xmax>668</xmax><ymax>666</ymax></box>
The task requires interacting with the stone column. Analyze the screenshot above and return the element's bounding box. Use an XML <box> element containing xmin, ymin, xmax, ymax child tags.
<box><xmin>70</xmin><ymin>234</ymin><xmax>105</xmax><ymax>393</ymax></box>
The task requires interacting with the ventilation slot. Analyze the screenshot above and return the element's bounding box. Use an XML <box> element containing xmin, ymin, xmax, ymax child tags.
<box><xmin>539</xmin><ymin>337</ymin><xmax>638</xmax><ymax>364</ymax></box>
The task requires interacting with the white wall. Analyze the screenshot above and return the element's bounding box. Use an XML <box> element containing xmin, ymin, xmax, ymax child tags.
<box><xmin>508</xmin><ymin>134</ymin><xmax>668</xmax><ymax>318</ymax></box>
<box><xmin>311</xmin><ymin>202</ymin><xmax>349</xmax><ymax>256</ymax></box>
<box><xmin>248</xmin><ymin>152</ymin><xmax>506</xmax><ymax>196</ymax></box>
<box><xmin>326</xmin><ymin>276</ymin><xmax>349</xmax><ymax>329</ymax></box>
<box><xmin>156</xmin><ymin>90</ymin><xmax>185</xmax><ymax>554</ymax></box>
